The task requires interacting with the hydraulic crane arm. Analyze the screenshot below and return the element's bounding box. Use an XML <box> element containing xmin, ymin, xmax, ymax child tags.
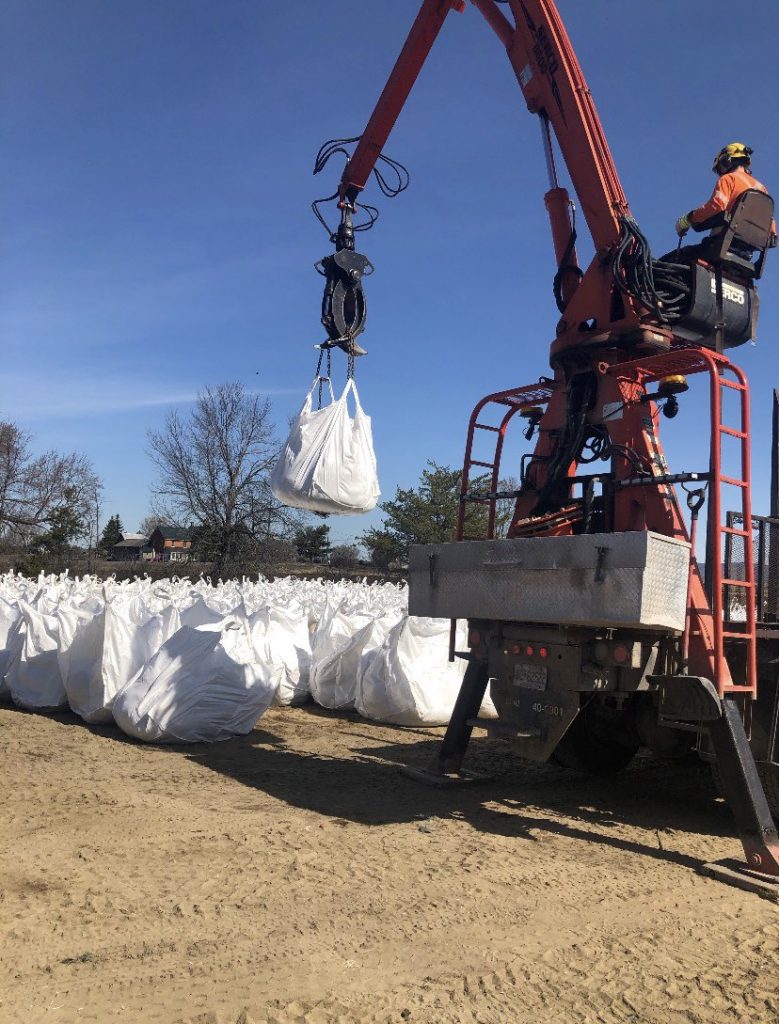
<box><xmin>341</xmin><ymin>1</ymin><xmax>630</xmax><ymax>251</ymax></box>
<box><xmin>319</xmin><ymin>0</ymin><xmax>661</xmax><ymax>360</ymax></box>
<box><xmin>339</xmin><ymin>0</ymin><xmax>467</xmax><ymax>203</ymax></box>
<box><xmin>485</xmin><ymin>0</ymin><xmax>630</xmax><ymax>249</ymax></box>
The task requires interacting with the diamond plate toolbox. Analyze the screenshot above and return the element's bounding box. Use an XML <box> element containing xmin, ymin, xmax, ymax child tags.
<box><xmin>408</xmin><ymin>531</ymin><xmax>690</xmax><ymax>632</ymax></box>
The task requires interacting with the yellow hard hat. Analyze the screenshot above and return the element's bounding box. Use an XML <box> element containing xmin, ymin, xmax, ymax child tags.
<box><xmin>712</xmin><ymin>142</ymin><xmax>753</xmax><ymax>173</ymax></box>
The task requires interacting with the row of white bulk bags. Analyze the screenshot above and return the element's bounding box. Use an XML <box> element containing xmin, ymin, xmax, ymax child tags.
<box><xmin>0</xmin><ymin>571</ymin><xmax>494</xmax><ymax>736</ymax></box>
<box><xmin>0</xmin><ymin>571</ymin><xmax>332</xmax><ymax>739</ymax></box>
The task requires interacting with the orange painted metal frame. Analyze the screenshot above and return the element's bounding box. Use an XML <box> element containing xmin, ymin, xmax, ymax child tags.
<box><xmin>460</xmin><ymin>349</ymin><xmax>756</xmax><ymax>697</ymax></box>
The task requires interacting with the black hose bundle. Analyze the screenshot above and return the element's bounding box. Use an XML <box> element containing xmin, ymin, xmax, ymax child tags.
<box><xmin>311</xmin><ymin>136</ymin><xmax>410</xmax><ymax>240</ymax></box>
<box><xmin>552</xmin><ymin>202</ymin><xmax>584</xmax><ymax>313</ymax></box>
<box><xmin>533</xmin><ymin>372</ymin><xmax>596</xmax><ymax>514</ymax></box>
<box><xmin>580</xmin><ymin>424</ymin><xmax>649</xmax><ymax>476</ymax></box>
<box><xmin>650</xmin><ymin>257</ymin><xmax>692</xmax><ymax>324</ymax></box>
<box><xmin>611</xmin><ymin>216</ymin><xmax>691</xmax><ymax>324</ymax></box>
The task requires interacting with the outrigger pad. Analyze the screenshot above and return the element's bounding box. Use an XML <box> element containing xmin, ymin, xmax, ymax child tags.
<box><xmin>700</xmin><ymin>860</ymin><xmax>779</xmax><ymax>903</ymax></box>
<box><xmin>401</xmin><ymin>765</ymin><xmax>494</xmax><ymax>788</ymax></box>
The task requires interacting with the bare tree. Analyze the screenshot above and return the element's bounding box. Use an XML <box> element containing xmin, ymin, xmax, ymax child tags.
<box><xmin>147</xmin><ymin>383</ymin><xmax>297</xmax><ymax>566</ymax></box>
<box><xmin>138</xmin><ymin>513</ymin><xmax>178</xmax><ymax>538</ymax></box>
<box><xmin>329</xmin><ymin>543</ymin><xmax>360</xmax><ymax>569</ymax></box>
<box><xmin>0</xmin><ymin>421</ymin><xmax>102</xmax><ymax>547</ymax></box>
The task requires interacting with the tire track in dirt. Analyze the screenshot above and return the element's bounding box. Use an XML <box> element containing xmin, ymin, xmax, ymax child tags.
<box><xmin>2</xmin><ymin>706</ymin><xmax>777</xmax><ymax>1024</ymax></box>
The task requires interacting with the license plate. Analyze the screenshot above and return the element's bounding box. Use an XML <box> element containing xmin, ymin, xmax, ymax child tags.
<box><xmin>513</xmin><ymin>663</ymin><xmax>548</xmax><ymax>691</ymax></box>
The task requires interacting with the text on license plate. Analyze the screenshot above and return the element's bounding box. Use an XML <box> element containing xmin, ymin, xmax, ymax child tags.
<box><xmin>513</xmin><ymin>663</ymin><xmax>548</xmax><ymax>691</ymax></box>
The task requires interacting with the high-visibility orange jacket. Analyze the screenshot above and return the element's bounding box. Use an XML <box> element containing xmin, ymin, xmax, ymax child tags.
<box><xmin>689</xmin><ymin>166</ymin><xmax>775</xmax><ymax>234</ymax></box>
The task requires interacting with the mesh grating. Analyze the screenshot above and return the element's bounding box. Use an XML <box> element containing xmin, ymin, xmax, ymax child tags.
<box><xmin>725</xmin><ymin>513</ymin><xmax>779</xmax><ymax>624</ymax></box>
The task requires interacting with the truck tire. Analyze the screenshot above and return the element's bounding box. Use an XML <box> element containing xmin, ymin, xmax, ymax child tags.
<box><xmin>552</xmin><ymin>699</ymin><xmax>639</xmax><ymax>775</ymax></box>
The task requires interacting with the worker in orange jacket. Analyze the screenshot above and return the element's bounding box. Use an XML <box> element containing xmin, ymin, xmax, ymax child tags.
<box><xmin>674</xmin><ymin>142</ymin><xmax>776</xmax><ymax>258</ymax></box>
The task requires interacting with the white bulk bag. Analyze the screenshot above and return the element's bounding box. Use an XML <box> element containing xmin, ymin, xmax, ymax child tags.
<box><xmin>270</xmin><ymin>377</ymin><xmax>380</xmax><ymax>515</ymax></box>
<box><xmin>356</xmin><ymin>616</ymin><xmax>497</xmax><ymax>727</ymax></box>
<box><xmin>309</xmin><ymin>600</ymin><xmax>375</xmax><ymax>710</ymax></box>
<box><xmin>101</xmin><ymin>595</ymin><xmax>181</xmax><ymax>709</ymax></box>
<box><xmin>309</xmin><ymin>601</ymin><xmax>399</xmax><ymax>710</ymax></box>
<box><xmin>178</xmin><ymin>593</ymin><xmax>227</xmax><ymax>629</ymax></box>
<box><xmin>249</xmin><ymin>605</ymin><xmax>312</xmax><ymax>706</ymax></box>
<box><xmin>0</xmin><ymin>597</ymin><xmax>24</xmax><ymax>701</ymax></box>
<box><xmin>57</xmin><ymin>597</ymin><xmax>108</xmax><ymax>723</ymax></box>
<box><xmin>6</xmin><ymin>601</ymin><xmax>67</xmax><ymax>710</ymax></box>
<box><xmin>113</xmin><ymin>620</ymin><xmax>280</xmax><ymax>743</ymax></box>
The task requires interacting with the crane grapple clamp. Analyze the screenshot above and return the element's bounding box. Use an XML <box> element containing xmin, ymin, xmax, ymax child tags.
<box><xmin>315</xmin><ymin>200</ymin><xmax>374</xmax><ymax>356</ymax></box>
<box><xmin>316</xmin><ymin>247</ymin><xmax>372</xmax><ymax>354</ymax></box>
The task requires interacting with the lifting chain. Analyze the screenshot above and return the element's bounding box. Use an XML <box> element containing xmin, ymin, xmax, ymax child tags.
<box><xmin>314</xmin><ymin>346</ymin><xmax>332</xmax><ymax>409</ymax></box>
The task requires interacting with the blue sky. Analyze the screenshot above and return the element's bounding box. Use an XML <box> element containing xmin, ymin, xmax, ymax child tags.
<box><xmin>1</xmin><ymin>0</ymin><xmax>778</xmax><ymax>543</ymax></box>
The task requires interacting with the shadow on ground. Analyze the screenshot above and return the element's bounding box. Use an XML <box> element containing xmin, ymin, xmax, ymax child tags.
<box><xmin>181</xmin><ymin>707</ymin><xmax>732</xmax><ymax>871</ymax></box>
<box><xmin>6</xmin><ymin>702</ymin><xmax>733</xmax><ymax>870</ymax></box>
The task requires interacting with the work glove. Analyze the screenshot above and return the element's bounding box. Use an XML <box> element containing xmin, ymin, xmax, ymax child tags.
<box><xmin>675</xmin><ymin>213</ymin><xmax>691</xmax><ymax>237</ymax></box>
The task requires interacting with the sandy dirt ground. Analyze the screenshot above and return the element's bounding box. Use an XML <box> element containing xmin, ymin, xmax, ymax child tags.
<box><xmin>1</xmin><ymin>704</ymin><xmax>777</xmax><ymax>1024</ymax></box>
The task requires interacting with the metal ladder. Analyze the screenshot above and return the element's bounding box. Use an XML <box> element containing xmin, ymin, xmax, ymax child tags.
<box><xmin>712</xmin><ymin>360</ymin><xmax>757</xmax><ymax>697</ymax></box>
<box><xmin>456</xmin><ymin>382</ymin><xmax>556</xmax><ymax>542</ymax></box>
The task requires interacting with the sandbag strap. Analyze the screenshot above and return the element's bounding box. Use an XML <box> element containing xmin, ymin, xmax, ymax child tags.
<box><xmin>340</xmin><ymin>376</ymin><xmax>364</xmax><ymax>413</ymax></box>
<box><xmin>306</xmin><ymin>375</ymin><xmax>336</xmax><ymax>410</ymax></box>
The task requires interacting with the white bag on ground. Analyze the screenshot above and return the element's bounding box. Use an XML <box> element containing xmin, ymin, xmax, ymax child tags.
<box><xmin>249</xmin><ymin>605</ymin><xmax>312</xmax><ymax>706</ymax></box>
<box><xmin>270</xmin><ymin>377</ymin><xmax>380</xmax><ymax>515</ymax></box>
<box><xmin>0</xmin><ymin>598</ymin><xmax>24</xmax><ymax>701</ymax></box>
<box><xmin>113</xmin><ymin>619</ymin><xmax>280</xmax><ymax>744</ymax></box>
<box><xmin>101</xmin><ymin>595</ymin><xmax>181</xmax><ymax>712</ymax></box>
<box><xmin>57</xmin><ymin>597</ymin><xmax>108</xmax><ymax>723</ymax></box>
<box><xmin>356</xmin><ymin>616</ymin><xmax>497</xmax><ymax>727</ymax></box>
<box><xmin>310</xmin><ymin>605</ymin><xmax>401</xmax><ymax>711</ymax></box>
<box><xmin>309</xmin><ymin>601</ymin><xmax>378</xmax><ymax>710</ymax></box>
<box><xmin>6</xmin><ymin>601</ymin><xmax>67</xmax><ymax>710</ymax></box>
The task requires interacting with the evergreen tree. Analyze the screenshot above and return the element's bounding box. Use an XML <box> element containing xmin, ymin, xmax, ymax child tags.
<box><xmin>360</xmin><ymin>462</ymin><xmax>516</xmax><ymax>568</ymax></box>
<box><xmin>294</xmin><ymin>524</ymin><xmax>332</xmax><ymax>562</ymax></box>
<box><xmin>99</xmin><ymin>514</ymin><xmax>124</xmax><ymax>554</ymax></box>
<box><xmin>38</xmin><ymin>488</ymin><xmax>88</xmax><ymax>558</ymax></box>
<box><xmin>360</xmin><ymin>529</ymin><xmax>405</xmax><ymax>570</ymax></box>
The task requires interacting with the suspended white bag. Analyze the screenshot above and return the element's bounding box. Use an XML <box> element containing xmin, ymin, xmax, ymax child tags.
<box><xmin>270</xmin><ymin>377</ymin><xmax>380</xmax><ymax>515</ymax></box>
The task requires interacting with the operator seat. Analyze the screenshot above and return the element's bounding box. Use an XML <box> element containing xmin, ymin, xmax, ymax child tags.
<box><xmin>703</xmin><ymin>188</ymin><xmax>775</xmax><ymax>281</ymax></box>
<box><xmin>659</xmin><ymin>189</ymin><xmax>775</xmax><ymax>351</ymax></box>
